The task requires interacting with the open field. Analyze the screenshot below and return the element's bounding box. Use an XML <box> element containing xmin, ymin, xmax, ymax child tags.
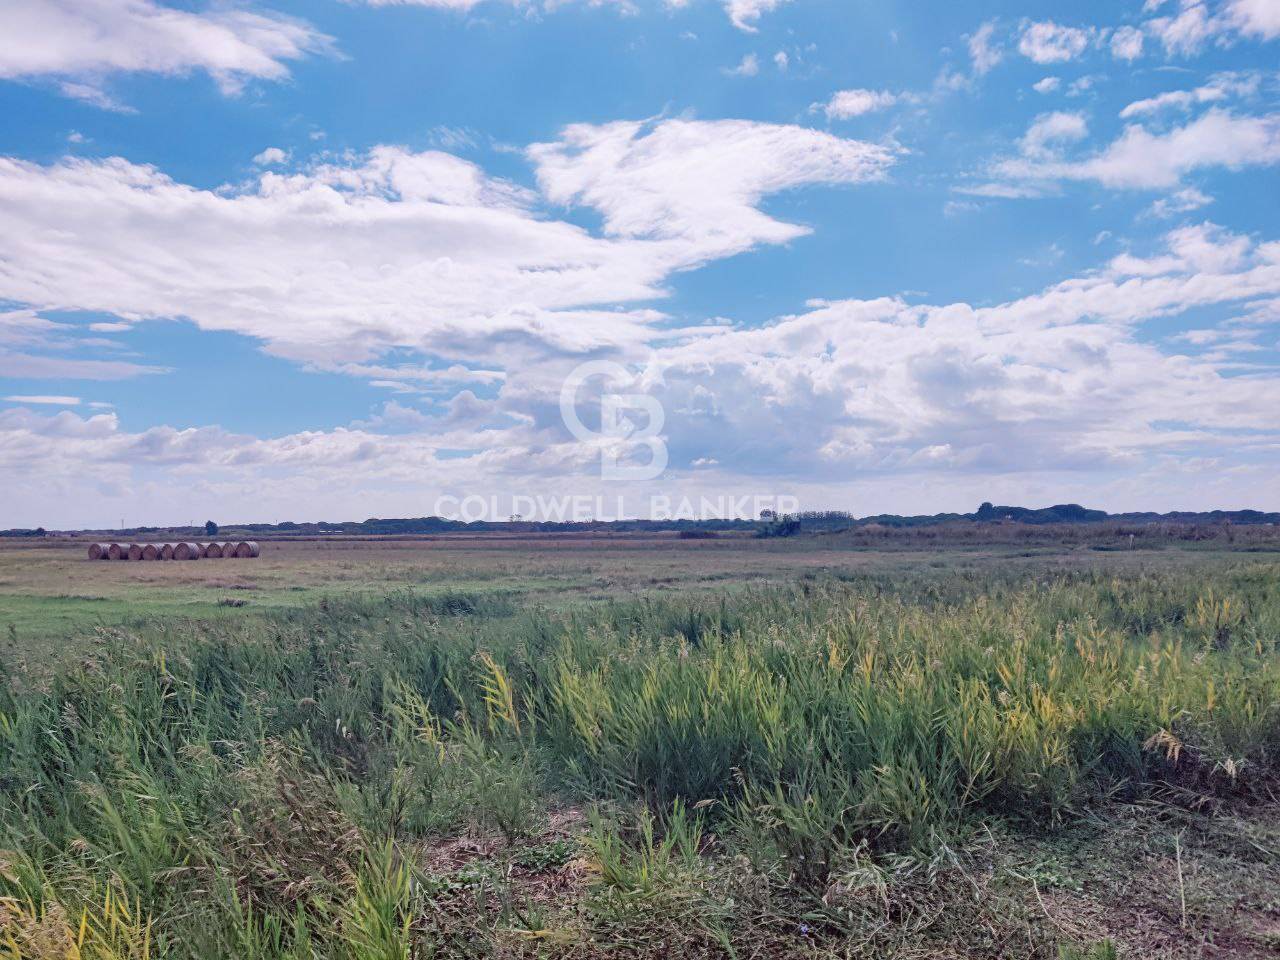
<box><xmin>3</xmin><ymin>526</ymin><xmax>1275</xmax><ymax>644</ymax></box>
<box><xmin>2</xmin><ymin>533</ymin><xmax>1280</xmax><ymax>958</ymax></box>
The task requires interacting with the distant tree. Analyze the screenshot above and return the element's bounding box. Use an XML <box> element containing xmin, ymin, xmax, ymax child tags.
<box><xmin>204</xmin><ymin>520</ymin><xmax>219</xmax><ymax>536</ymax></box>
<box><xmin>976</xmin><ymin>502</ymin><xmax>996</xmax><ymax>521</ymax></box>
<box><xmin>756</xmin><ymin>516</ymin><xmax>801</xmax><ymax>539</ymax></box>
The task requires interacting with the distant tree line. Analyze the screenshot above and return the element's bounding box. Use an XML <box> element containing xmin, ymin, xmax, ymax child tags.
<box><xmin>5</xmin><ymin>503</ymin><xmax>1279</xmax><ymax>539</ymax></box>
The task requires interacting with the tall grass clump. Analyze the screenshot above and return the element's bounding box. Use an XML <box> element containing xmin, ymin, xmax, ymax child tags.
<box><xmin>0</xmin><ymin>563</ymin><xmax>1278</xmax><ymax>954</ymax></box>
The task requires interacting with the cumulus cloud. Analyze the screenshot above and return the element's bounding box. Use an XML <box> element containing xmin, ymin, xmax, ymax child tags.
<box><xmin>1033</xmin><ymin>77</ymin><xmax>1061</xmax><ymax>94</ymax></box>
<box><xmin>5</xmin><ymin>222</ymin><xmax>1280</xmax><ymax>525</ymax></box>
<box><xmin>1020</xmin><ymin>111</ymin><xmax>1089</xmax><ymax>158</ymax></box>
<box><xmin>1227</xmin><ymin>0</ymin><xmax>1280</xmax><ymax>38</ymax></box>
<box><xmin>1146</xmin><ymin>0</ymin><xmax>1280</xmax><ymax>55</ymax></box>
<box><xmin>1017</xmin><ymin>21</ymin><xmax>1092</xmax><ymax>63</ymax></box>
<box><xmin>642</xmin><ymin>231</ymin><xmax>1280</xmax><ymax>478</ymax></box>
<box><xmin>819</xmin><ymin>88</ymin><xmax>899</xmax><ymax>119</ymax></box>
<box><xmin>253</xmin><ymin>147</ymin><xmax>290</xmax><ymax>166</ymax></box>
<box><xmin>1110</xmin><ymin>25</ymin><xmax>1145</xmax><ymax>59</ymax></box>
<box><xmin>1146</xmin><ymin>1</ymin><xmax>1221</xmax><ymax>55</ymax></box>
<box><xmin>0</xmin><ymin>0</ymin><xmax>333</xmax><ymax>104</ymax></box>
<box><xmin>995</xmin><ymin>109</ymin><xmax>1280</xmax><ymax>189</ymax></box>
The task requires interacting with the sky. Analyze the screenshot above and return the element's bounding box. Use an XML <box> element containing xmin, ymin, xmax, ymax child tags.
<box><xmin>1</xmin><ymin>0</ymin><xmax>1279</xmax><ymax>528</ymax></box>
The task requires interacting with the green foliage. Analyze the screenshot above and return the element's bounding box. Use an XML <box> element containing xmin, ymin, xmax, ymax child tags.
<box><xmin>1</xmin><ymin>561</ymin><xmax>1279</xmax><ymax>955</ymax></box>
<box><xmin>1060</xmin><ymin>940</ymin><xmax>1119</xmax><ymax>960</ymax></box>
<box><xmin>582</xmin><ymin>800</ymin><xmax>726</xmax><ymax>941</ymax></box>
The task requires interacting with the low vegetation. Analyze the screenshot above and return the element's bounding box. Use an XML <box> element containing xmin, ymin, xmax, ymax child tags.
<box><xmin>2</xmin><ymin>558</ymin><xmax>1279</xmax><ymax>957</ymax></box>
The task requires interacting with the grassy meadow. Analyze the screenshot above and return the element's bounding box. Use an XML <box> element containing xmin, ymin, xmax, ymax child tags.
<box><xmin>2</xmin><ymin>533</ymin><xmax>1280</xmax><ymax>957</ymax></box>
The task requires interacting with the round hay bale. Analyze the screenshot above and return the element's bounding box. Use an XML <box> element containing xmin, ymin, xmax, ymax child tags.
<box><xmin>225</xmin><ymin>541</ymin><xmax>243</xmax><ymax>558</ymax></box>
<box><xmin>127</xmin><ymin>544</ymin><xmax>144</xmax><ymax>561</ymax></box>
<box><xmin>88</xmin><ymin>543</ymin><xmax>110</xmax><ymax>560</ymax></box>
<box><xmin>141</xmin><ymin>544</ymin><xmax>160</xmax><ymax>561</ymax></box>
<box><xmin>160</xmin><ymin>543</ymin><xmax>175</xmax><ymax>560</ymax></box>
<box><xmin>204</xmin><ymin>542</ymin><xmax>224</xmax><ymax>559</ymax></box>
<box><xmin>174</xmin><ymin>542</ymin><xmax>202</xmax><ymax>560</ymax></box>
<box><xmin>107</xmin><ymin>543</ymin><xmax>126</xmax><ymax>560</ymax></box>
<box><xmin>227</xmin><ymin>540</ymin><xmax>260</xmax><ymax>559</ymax></box>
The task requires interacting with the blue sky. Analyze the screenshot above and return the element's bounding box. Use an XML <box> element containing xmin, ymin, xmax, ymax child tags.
<box><xmin>1</xmin><ymin>0</ymin><xmax>1278</xmax><ymax>527</ymax></box>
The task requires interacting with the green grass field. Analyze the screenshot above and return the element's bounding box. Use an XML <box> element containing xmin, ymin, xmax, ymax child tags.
<box><xmin>2</xmin><ymin>535</ymin><xmax>1279</xmax><ymax>958</ymax></box>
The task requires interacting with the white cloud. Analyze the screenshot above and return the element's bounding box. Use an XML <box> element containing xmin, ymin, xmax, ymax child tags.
<box><xmin>1017</xmin><ymin>21</ymin><xmax>1092</xmax><ymax>63</ymax></box>
<box><xmin>253</xmin><ymin>147</ymin><xmax>290</xmax><ymax>166</ymax></box>
<box><xmin>996</xmin><ymin>109</ymin><xmax>1280</xmax><ymax>189</ymax></box>
<box><xmin>773</xmin><ymin>50</ymin><xmax>789</xmax><ymax>71</ymax></box>
<box><xmin>968</xmin><ymin>20</ymin><xmax>1002</xmax><ymax>75</ymax></box>
<box><xmin>0</xmin><ymin>0</ymin><xmax>333</xmax><ymax>103</ymax></box>
<box><xmin>530</xmin><ymin>118</ymin><xmax>894</xmax><ymax>253</ymax></box>
<box><xmin>1146</xmin><ymin>2</ymin><xmax>1220</xmax><ymax>55</ymax></box>
<box><xmin>1066</xmin><ymin>75</ymin><xmax>1098</xmax><ymax>97</ymax></box>
<box><xmin>820</xmin><ymin>88</ymin><xmax>899</xmax><ymax>119</ymax></box>
<box><xmin>722</xmin><ymin>0</ymin><xmax>790</xmax><ymax>32</ymax></box>
<box><xmin>1227</xmin><ymin>0</ymin><xmax>1280</xmax><ymax>38</ymax></box>
<box><xmin>0</xmin><ymin>121</ymin><xmax>896</xmax><ymax>372</ymax></box>
<box><xmin>1033</xmin><ymin>77</ymin><xmax>1061</xmax><ymax>94</ymax></box>
<box><xmin>1146</xmin><ymin>186</ymin><xmax>1214</xmax><ymax>217</ymax></box>
<box><xmin>954</xmin><ymin>181</ymin><xmax>1050</xmax><ymax>200</ymax></box>
<box><xmin>0</xmin><ymin>351</ymin><xmax>161</xmax><ymax>379</ymax></box>
<box><xmin>6</xmin><ymin>222</ymin><xmax>1279</xmax><ymax>525</ymax></box>
<box><xmin>1110</xmin><ymin>25</ymin><xmax>1145</xmax><ymax>59</ymax></box>
<box><xmin>0</xmin><ymin>309</ymin><xmax>67</xmax><ymax>348</ymax></box>
<box><xmin>1144</xmin><ymin>0</ymin><xmax>1280</xmax><ymax>54</ymax></box>
<box><xmin>723</xmin><ymin>53</ymin><xmax>759</xmax><ymax>77</ymax></box>
<box><xmin>1020</xmin><ymin>111</ymin><xmax>1089</xmax><ymax>159</ymax></box>
<box><xmin>1119</xmin><ymin>71</ymin><xmax>1260</xmax><ymax>118</ymax></box>
<box><xmin>0</xmin><ymin>308</ymin><xmax>161</xmax><ymax>380</ymax></box>
<box><xmin>56</xmin><ymin>81</ymin><xmax>136</xmax><ymax>113</ymax></box>
<box><xmin>3</xmin><ymin>395</ymin><xmax>80</xmax><ymax>405</ymax></box>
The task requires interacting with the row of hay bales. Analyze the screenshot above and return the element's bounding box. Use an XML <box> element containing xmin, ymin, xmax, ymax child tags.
<box><xmin>88</xmin><ymin>541</ymin><xmax>259</xmax><ymax>561</ymax></box>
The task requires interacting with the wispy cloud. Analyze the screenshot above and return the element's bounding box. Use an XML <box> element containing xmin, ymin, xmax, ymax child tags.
<box><xmin>3</xmin><ymin>394</ymin><xmax>80</xmax><ymax>405</ymax></box>
<box><xmin>0</xmin><ymin>0</ymin><xmax>334</xmax><ymax>107</ymax></box>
